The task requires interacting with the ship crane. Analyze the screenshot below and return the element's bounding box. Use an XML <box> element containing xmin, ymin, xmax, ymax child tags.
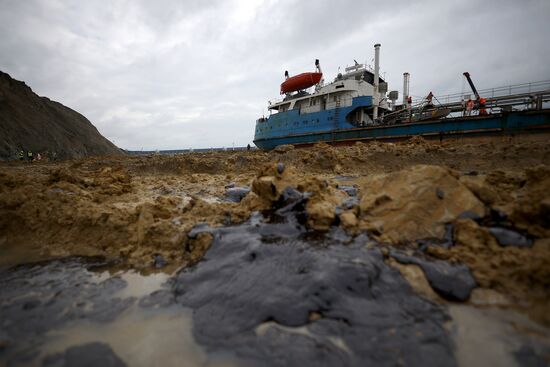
<box><xmin>463</xmin><ymin>72</ymin><xmax>480</xmax><ymax>100</ymax></box>
<box><xmin>463</xmin><ymin>72</ymin><xmax>488</xmax><ymax>115</ymax></box>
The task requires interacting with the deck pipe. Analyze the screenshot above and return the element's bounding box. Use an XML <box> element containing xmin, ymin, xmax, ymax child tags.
<box><xmin>403</xmin><ymin>72</ymin><xmax>410</xmax><ymax>106</ymax></box>
<box><xmin>373</xmin><ymin>43</ymin><xmax>381</xmax><ymax>120</ymax></box>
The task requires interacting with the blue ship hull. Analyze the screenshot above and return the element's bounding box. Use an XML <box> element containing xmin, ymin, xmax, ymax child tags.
<box><xmin>254</xmin><ymin>108</ymin><xmax>550</xmax><ymax>150</ymax></box>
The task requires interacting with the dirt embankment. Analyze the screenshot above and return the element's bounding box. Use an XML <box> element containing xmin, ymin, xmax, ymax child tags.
<box><xmin>0</xmin><ymin>71</ymin><xmax>122</xmax><ymax>160</ymax></box>
<box><xmin>1</xmin><ymin>137</ymin><xmax>549</xmax><ymax>324</ymax></box>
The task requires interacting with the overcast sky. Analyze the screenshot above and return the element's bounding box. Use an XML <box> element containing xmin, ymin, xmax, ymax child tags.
<box><xmin>1</xmin><ymin>0</ymin><xmax>549</xmax><ymax>150</ymax></box>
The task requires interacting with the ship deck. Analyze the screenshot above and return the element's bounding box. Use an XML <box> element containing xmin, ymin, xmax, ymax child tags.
<box><xmin>254</xmin><ymin>108</ymin><xmax>550</xmax><ymax>150</ymax></box>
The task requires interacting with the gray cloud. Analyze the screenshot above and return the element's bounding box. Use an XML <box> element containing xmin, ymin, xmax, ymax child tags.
<box><xmin>1</xmin><ymin>0</ymin><xmax>549</xmax><ymax>150</ymax></box>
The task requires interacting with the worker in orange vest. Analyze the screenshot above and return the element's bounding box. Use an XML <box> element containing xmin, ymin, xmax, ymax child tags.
<box><xmin>466</xmin><ymin>98</ymin><xmax>474</xmax><ymax>116</ymax></box>
<box><xmin>479</xmin><ymin>98</ymin><xmax>488</xmax><ymax>115</ymax></box>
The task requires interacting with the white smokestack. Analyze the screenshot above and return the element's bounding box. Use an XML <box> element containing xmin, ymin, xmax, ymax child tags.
<box><xmin>403</xmin><ymin>72</ymin><xmax>410</xmax><ymax>106</ymax></box>
<box><xmin>373</xmin><ymin>43</ymin><xmax>381</xmax><ymax>120</ymax></box>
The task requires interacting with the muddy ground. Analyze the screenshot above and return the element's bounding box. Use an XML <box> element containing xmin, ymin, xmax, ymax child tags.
<box><xmin>1</xmin><ymin>136</ymin><xmax>550</xmax><ymax>365</ymax></box>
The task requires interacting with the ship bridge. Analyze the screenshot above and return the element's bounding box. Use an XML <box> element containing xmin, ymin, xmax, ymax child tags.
<box><xmin>268</xmin><ymin>78</ymin><xmax>386</xmax><ymax>115</ymax></box>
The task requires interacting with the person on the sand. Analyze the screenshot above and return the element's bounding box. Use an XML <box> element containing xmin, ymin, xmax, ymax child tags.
<box><xmin>27</xmin><ymin>150</ymin><xmax>33</xmax><ymax>161</ymax></box>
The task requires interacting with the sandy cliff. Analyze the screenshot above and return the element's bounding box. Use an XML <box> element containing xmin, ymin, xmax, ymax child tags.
<box><xmin>0</xmin><ymin>71</ymin><xmax>122</xmax><ymax>160</ymax></box>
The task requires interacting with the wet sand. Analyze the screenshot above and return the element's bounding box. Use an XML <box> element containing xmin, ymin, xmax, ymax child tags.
<box><xmin>1</xmin><ymin>137</ymin><xmax>549</xmax><ymax>365</ymax></box>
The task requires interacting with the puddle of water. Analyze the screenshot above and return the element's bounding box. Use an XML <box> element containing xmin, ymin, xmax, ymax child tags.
<box><xmin>34</xmin><ymin>269</ymin><xmax>238</xmax><ymax>367</ymax></box>
<box><xmin>255</xmin><ymin>321</ymin><xmax>352</xmax><ymax>356</ymax></box>
<box><xmin>449</xmin><ymin>305</ymin><xmax>550</xmax><ymax>367</ymax></box>
<box><xmin>42</xmin><ymin>305</ymin><xmax>209</xmax><ymax>367</ymax></box>
<box><xmin>116</xmin><ymin>271</ymin><xmax>169</xmax><ymax>299</ymax></box>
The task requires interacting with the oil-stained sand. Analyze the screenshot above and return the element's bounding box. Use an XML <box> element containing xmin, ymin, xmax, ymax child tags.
<box><xmin>1</xmin><ymin>137</ymin><xmax>549</xmax><ymax>365</ymax></box>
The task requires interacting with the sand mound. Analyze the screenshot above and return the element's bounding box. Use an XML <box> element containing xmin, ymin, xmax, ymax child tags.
<box><xmin>356</xmin><ymin>165</ymin><xmax>485</xmax><ymax>243</ymax></box>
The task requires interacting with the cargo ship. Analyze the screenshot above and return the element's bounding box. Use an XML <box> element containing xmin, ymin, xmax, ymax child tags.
<box><xmin>253</xmin><ymin>44</ymin><xmax>550</xmax><ymax>150</ymax></box>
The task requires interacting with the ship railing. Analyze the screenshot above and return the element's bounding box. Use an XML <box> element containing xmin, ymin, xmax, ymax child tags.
<box><xmin>433</xmin><ymin>80</ymin><xmax>550</xmax><ymax>105</ymax></box>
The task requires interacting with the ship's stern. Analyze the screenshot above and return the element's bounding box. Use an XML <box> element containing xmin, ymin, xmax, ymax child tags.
<box><xmin>253</xmin><ymin>116</ymin><xmax>269</xmax><ymax>148</ymax></box>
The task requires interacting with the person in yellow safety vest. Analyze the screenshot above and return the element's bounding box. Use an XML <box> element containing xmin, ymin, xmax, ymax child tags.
<box><xmin>466</xmin><ymin>99</ymin><xmax>474</xmax><ymax>116</ymax></box>
<box><xmin>17</xmin><ymin>150</ymin><xmax>24</xmax><ymax>160</ymax></box>
<box><xmin>27</xmin><ymin>150</ymin><xmax>33</xmax><ymax>161</ymax></box>
<box><xmin>479</xmin><ymin>97</ymin><xmax>488</xmax><ymax>115</ymax></box>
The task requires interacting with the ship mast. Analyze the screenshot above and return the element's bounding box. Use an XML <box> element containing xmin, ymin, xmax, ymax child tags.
<box><xmin>314</xmin><ymin>59</ymin><xmax>324</xmax><ymax>91</ymax></box>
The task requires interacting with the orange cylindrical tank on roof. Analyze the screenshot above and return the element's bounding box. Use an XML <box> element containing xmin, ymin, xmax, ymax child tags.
<box><xmin>280</xmin><ymin>72</ymin><xmax>323</xmax><ymax>94</ymax></box>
